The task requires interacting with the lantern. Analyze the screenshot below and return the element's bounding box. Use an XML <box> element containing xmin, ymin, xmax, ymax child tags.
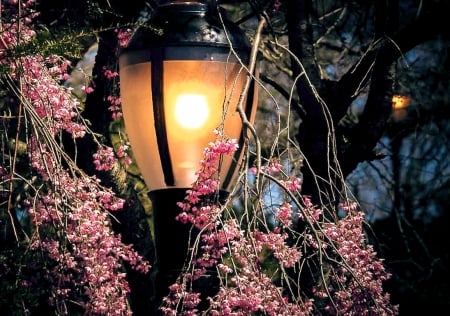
<box><xmin>118</xmin><ymin>0</ymin><xmax>258</xmax><ymax>309</ymax></box>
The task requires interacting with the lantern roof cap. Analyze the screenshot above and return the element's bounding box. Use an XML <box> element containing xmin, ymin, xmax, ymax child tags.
<box><xmin>158</xmin><ymin>1</ymin><xmax>208</xmax><ymax>13</ymax></box>
<box><xmin>123</xmin><ymin>0</ymin><xmax>250</xmax><ymax>55</ymax></box>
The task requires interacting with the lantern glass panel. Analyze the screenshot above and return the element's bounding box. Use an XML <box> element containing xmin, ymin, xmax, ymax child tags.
<box><xmin>120</xmin><ymin>59</ymin><xmax>248</xmax><ymax>191</ymax></box>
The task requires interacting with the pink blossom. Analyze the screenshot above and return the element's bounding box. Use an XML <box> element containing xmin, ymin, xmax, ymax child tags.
<box><xmin>275</xmin><ymin>202</ymin><xmax>293</xmax><ymax>226</ymax></box>
<box><xmin>250</xmin><ymin>159</ymin><xmax>283</xmax><ymax>175</ymax></box>
<box><xmin>103</xmin><ymin>67</ymin><xmax>119</xmax><ymax>79</ymax></box>
<box><xmin>81</xmin><ymin>85</ymin><xmax>95</xmax><ymax>94</ymax></box>
<box><xmin>1</xmin><ymin>4</ymin><xmax>150</xmax><ymax>314</ymax></box>
<box><xmin>93</xmin><ymin>147</ymin><xmax>118</xmax><ymax>171</ymax></box>
<box><xmin>281</xmin><ymin>176</ymin><xmax>302</xmax><ymax>192</ymax></box>
<box><xmin>116</xmin><ymin>29</ymin><xmax>132</xmax><ymax>48</ymax></box>
<box><xmin>175</xmin><ymin>132</ymin><xmax>239</xmax><ymax>229</ymax></box>
<box><xmin>298</xmin><ymin>204</ymin><xmax>322</xmax><ymax>222</ymax></box>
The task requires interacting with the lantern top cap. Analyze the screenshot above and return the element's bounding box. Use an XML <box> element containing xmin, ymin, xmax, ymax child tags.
<box><xmin>121</xmin><ymin>0</ymin><xmax>250</xmax><ymax>60</ymax></box>
<box><xmin>158</xmin><ymin>1</ymin><xmax>208</xmax><ymax>13</ymax></box>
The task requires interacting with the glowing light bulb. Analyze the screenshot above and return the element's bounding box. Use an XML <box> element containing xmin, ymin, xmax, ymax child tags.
<box><xmin>175</xmin><ymin>94</ymin><xmax>209</xmax><ymax>128</ymax></box>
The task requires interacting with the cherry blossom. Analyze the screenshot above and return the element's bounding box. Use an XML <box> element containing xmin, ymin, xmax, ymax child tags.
<box><xmin>0</xmin><ymin>2</ymin><xmax>149</xmax><ymax>314</ymax></box>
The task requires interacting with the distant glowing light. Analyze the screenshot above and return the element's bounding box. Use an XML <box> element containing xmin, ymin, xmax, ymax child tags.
<box><xmin>392</xmin><ymin>95</ymin><xmax>410</xmax><ymax>110</ymax></box>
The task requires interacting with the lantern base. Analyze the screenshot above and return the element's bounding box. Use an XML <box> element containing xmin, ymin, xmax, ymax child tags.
<box><xmin>149</xmin><ymin>188</ymin><xmax>228</xmax><ymax>314</ymax></box>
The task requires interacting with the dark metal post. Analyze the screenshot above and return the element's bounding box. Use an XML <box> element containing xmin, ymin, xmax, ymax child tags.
<box><xmin>149</xmin><ymin>189</ymin><xmax>227</xmax><ymax>313</ymax></box>
<box><xmin>149</xmin><ymin>189</ymin><xmax>192</xmax><ymax>311</ymax></box>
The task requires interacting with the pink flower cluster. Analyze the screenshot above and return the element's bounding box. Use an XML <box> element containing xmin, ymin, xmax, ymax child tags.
<box><xmin>116</xmin><ymin>144</ymin><xmax>132</xmax><ymax>165</ymax></box>
<box><xmin>176</xmin><ymin>130</ymin><xmax>238</xmax><ymax>229</ymax></box>
<box><xmin>116</xmin><ymin>29</ymin><xmax>132</xmax><ymax>48</ymax></box>
<box><xmin>12</xmin><ymin>54</ymin><xmax>86</xmax><ymax>137</ymax></box>
<box><xmin>251</xmin><ymin>158</ymin><xmax>302</xmax><ymax>192</ymax></box>
<box><xmin>27</xmin><ymin>146</ymin><xmax>150</xmax><ymax>314</ymax></box>
<box><xmin>93</xmin><ymin>146</ymin><xmax>118</xmax><ymax>171</ymax></box>
<box><xmin>281</xmin><ymin>176</ymin><xmax>302</xmax><ymax>192</ymax></box>
<box><xmin>162</xmin><ymin>133</ymin><xmax>314</xmax><ymax>315</ymax></box>
<box><xmin>209</xmin><ymin>268</ymin><xmax>314</xmax><ymax>316</ymax></box>
<box><xmin>0</xmin><ymin>0</ymin><xmax>37</xmax><ymax>54</ymax></box>
<box><xmin>294</xmin><ymin>199</ymin><xmax>398</xmax><ymax>314</ymax></box>
<box><xmin>315</xmin><ymin>211</ymin><xmax>398</xmax><ymax>315</ymax></box>
<box><xmin>101</xmin><ymin>65</ymin><xmax>124</xmax><ymax>119</ymax></box>
<box><xmin>161</xmin><ymin>134</ymin><xmax>398</xmax><ymax>314</ymax></box>
<box><xmin>92</xmin><ymin>144</ymin><xmax>131</xmax><ymax>171</ymax></box>
<box><xmin>253</xmin><ymin>230</ymin><xmax>301</xmax><ymax>268</ymax></box>
<box><xmin>81</xmin><ymin>85</ymin><xmax>95</xmax><ymax>94</ymax></box>
<box><xmin>250</xmin><ymin>158</ymin><xmax>283</xmax><ymax>175</ymax></box>
<box><xmin>1</xmin><ymin>1</ymin><xmax>149</xmax><ymax>314</ymax></box>
<box><xmin>275</xmin><ymin>202</ymin><xmax>293</xmax><ymax>226</ymax></box>
<box><xmin>1</xmin><ymin>3</ymin><xmax>85</xmax><ymax>139</ymax></box>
